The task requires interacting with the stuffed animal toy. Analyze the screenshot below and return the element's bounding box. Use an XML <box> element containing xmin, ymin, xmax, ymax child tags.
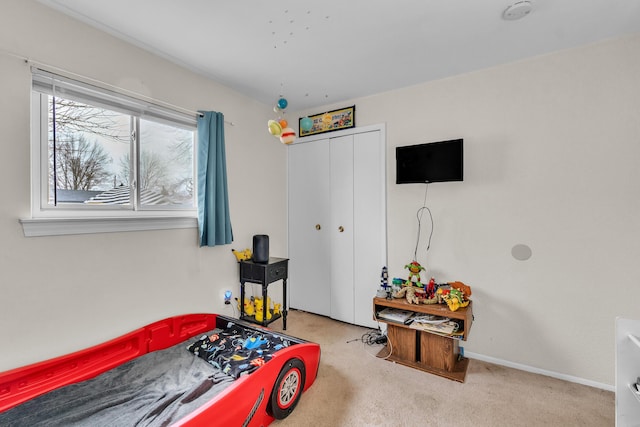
<box><xmin>254</xmin><ymin>297</ymin><xmax>273</xmax><ymax>323</ymax></box>
<box><xmin>231</xmin><ymin>248</ymin><xmax>252</xmax><ymax>262</ymax></box>
<box><xmin>449</xmin><ymin>281</ymin><xmax>472</xmax><ymax>299</ymax></box>
<box><xmin>393</xmin><ymin>285</ymin><xmax>421</xmax><ymax>304</ymax></box>
<box><xmin>437</xmin><ymin>282</ymin><xmax>472</xmax><ymax>311</ymax></box>
<box><xmin>236</xmin><ymin>297</ymin><xmax>255</xmax><ymax>316</ymax></box>
<box><xmin>394</xmin><ymin>284</ymin><xmax>439</xmax><ymax>305</ymax></box>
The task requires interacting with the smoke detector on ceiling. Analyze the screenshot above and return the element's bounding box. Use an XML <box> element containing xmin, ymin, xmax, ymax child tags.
<box><xmin>502</xmin><ymin>1</ymin><xmax>533</xmax><ymax>20</ymax></box>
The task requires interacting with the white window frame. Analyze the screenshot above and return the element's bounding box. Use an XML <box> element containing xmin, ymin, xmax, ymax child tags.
<box><xmin>21</xmin><ymin>68</ymin><xmax>198</xmax><ymax>237</ymax></box>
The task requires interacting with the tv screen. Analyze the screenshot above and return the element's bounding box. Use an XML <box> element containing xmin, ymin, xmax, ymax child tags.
<box><xmin>396</xmin><ymin>139</ymin><xmax>463</xmax><ymax>184</ymax></box>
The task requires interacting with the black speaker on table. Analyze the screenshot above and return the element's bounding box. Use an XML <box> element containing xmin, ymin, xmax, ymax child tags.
<box><xmin>252</xmin><ymin>235</ymin><xmax>269</xmax><ymax>263</ymax></box>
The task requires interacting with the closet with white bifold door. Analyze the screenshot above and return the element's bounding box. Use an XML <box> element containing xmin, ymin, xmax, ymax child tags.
<box><xmin>288</xmin><ymin>124</ymin><xmax>386</xmax><ymax>328</ymax></box>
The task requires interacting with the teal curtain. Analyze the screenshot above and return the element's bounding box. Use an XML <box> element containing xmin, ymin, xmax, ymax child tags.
<box><xmin>197</xmin><ymin>111</ymin><xmax>233</xmax><ymax>246</ymax></box>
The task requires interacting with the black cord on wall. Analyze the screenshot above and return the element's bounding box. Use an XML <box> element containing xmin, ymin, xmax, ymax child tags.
<box><xmin>413</xmin><ymin>183</ymin><xmax>434</xmax><ymax>262</ymax></box>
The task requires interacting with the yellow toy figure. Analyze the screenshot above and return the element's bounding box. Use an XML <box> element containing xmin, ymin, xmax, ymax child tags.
<box><xmin>437</xmin><ymin>282</ymin><xmax>472</xmax><ymax>312</ymax></box>
<box><xmin>254</xmin><ymin>297</ymin><xmax>273</xmax><ymax>323</ymax></box>
<box><xmin>404</xmin><ymin>261</ymin><xmax>425</xmax><ymax>287</ymax></box>
<box><xmin>236</xmin><ymin>297</ymin><xmax>255</xmax><ymax>316</ymax></box>
<box><xmin>273</xmin><ymin>303</ymin><xmax>281</xmax><ymax>316</ymax></box>
<box><xmin>231</xmin><ymin>248</ymin><xmax>252</xmax><ymax>262</ymax></box>
<box><xmin>254</xmin><ymin>297</ymin><xmax>263</xmax><ymax>322</ymax></box>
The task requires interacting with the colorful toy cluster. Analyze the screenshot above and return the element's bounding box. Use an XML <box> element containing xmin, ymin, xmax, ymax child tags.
<box><xmin>390</xmin><ymin>260</ymin><xmax>472</xmax><ymax>311</ymax></box>
<box><xmin>266</xmin><ymin>97</ymin><xmax>314</xmax><ymax>143</ymax></box>
<box><xmin>267</xmin><ymin>97</ymin><xmax>298</xmax><ymax>145</ymax></box>
<box><xmin>236</xmin><ymin>296</ymin><xmax>282</xmax><ymax>322</ymax></box>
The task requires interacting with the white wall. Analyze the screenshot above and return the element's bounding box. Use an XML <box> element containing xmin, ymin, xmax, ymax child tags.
<box><xmin>0</xmin><ymin>1</ymin><xmax>288</xmax><ymax>371</ymax></box>
<box><xmin>294</xmin><ymin>33</ymin><xmax>640</xmax><ymax>387</ymax></box>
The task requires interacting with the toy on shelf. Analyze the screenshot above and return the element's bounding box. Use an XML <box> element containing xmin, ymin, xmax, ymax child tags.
<box><xmin>235</xmin><ymin>297</ymin><xmax>255</xmax><ymax>316</ymax></box>
<box><xmin>393</xmin><ymin>260</ymin><xmax>433</xmax><ymax>304</ymax></box>
<box><xmin>254</xmin><ymin>296</ymin><xmax>273</xmax><ymax>323</ymax></box>
<box><xmin>450</xmin><ymin>281</ymin><xmax>472</xmax><ymax>299</ymax></box>
<box><xmin>376</xmin><ymin>266</ymin><xmax>392</xmax><ymax>299</ymax></box>
<box><xmin>389</xmin><ymin>260</ymin><xmax>473</xmax><ymax>308</ymax></box>
<box><xmin>426</xmin><ymin>277</ymin><xmax>436</xmax><ymax>298</ymax></box>
<box><xmin>419</xmin><ymin>277</ymin><xmax>438</xmax><ymax>304</ymax></box>
<box><xmin>404</xmin><ymin>261</ymin><xmax>425</xmax><ymax>287</ymax></box>
<box><xmin>237</xmin><ymin>295</ymin><xmax>282</xmax><ymax>323</ymax></box>
<box><xmin>437</xmin><ymin>281</ymin><xmax>472</xmax><ymax>311</ymax></box>
<box><xmin>391</xmin><ymin>277</ymin><xmax>404</xmax><ymax>294</ymax></box>
<box><xmin>394</xmin><ymin>285</ymin><xmax>421</xmax><ymax>304</ymax></box>
<box><xmin>231</xmin><ymin>248</ymin><xmax>252</xmax><ymax>262</ymax></box>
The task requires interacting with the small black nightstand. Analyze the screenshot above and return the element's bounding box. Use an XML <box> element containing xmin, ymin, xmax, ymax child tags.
<box><xmin>239</xmin><ymin>257</ymin><xmax>288</xmax><ymax>330</ymax></box>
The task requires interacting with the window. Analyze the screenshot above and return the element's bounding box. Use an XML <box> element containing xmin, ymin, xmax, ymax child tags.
<box><xmin>23</xmin><ymin>68</ymin><xmax>198</xmax><ymax>236</ymax></box>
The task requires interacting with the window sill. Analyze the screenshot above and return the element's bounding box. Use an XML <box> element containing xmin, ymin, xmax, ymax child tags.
<box><xmin>19</xmin><ymin>216</ymin><xmax>198</xmax><ymax>237</ymax></box>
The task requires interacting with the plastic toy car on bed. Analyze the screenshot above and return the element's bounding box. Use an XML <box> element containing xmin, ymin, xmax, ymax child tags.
<box><xmin>0</xmin><ymin>313</ymin><xmax>321</xmax><ymax>426</ymax></box>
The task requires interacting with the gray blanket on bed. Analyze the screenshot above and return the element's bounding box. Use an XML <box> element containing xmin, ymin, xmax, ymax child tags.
<box><xmin>0</xmin><ymin>333</ymin><xmax>236</xmax><ymax>427</ymax></box>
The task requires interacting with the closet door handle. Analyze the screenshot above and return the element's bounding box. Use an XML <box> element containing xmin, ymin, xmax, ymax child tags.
<box><xmin>315</xmin><ymin>224</ymin><xmax>321</xmax><ymax>230</ymax></box>
<box><xmin>338</xmin><ymin>226</ymin><xmax>344</xmax><ymax>233</ymax></box>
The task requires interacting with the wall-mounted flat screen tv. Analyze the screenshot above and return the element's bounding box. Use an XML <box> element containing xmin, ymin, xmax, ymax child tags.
<box><xmin>396</xmin><ymin>138</ymin><xmax>463</xmax><ymax>184</ymax></box>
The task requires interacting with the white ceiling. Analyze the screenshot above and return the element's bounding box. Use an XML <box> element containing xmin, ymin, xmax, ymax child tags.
<box><xmin>39</xmin><ymin>0</ymin><xmax>640</xmax><ymax>111</ymax></box>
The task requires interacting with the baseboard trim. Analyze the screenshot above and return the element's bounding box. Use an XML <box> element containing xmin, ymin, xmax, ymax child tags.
<box><xmin>466</xmin><ymin>351</ymin><xmax>614</xmax><ymax>392</ymax></box>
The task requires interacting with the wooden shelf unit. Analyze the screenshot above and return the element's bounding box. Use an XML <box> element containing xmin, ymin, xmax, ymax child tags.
<box><xmin>373</xmin><ymin>297</ymin><xmax>473</xmax><ymax>382</ymax></box>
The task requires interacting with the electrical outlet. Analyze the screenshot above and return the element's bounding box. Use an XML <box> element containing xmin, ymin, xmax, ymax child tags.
<box><xmin>224</xmin><ymin>290</ymin><xmax>232</xmax><ymax>304</ymax></box>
